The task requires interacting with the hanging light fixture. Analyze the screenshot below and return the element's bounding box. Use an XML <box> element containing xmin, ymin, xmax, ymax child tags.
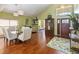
<box><xmin>13</xmin><ymin>4</ymin><xmax>24</xmax><ymax>16</ymax></box>
<box><xmin>17</xmin><ymin>9</ymin><xmax>24</xmax><ymax>15</ymax></box>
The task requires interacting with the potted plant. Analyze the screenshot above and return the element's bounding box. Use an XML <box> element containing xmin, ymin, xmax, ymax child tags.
<box><xmin>69</xmin><ymin>14</ymin><xmax>79</xmax><ymax>34</ymax></box>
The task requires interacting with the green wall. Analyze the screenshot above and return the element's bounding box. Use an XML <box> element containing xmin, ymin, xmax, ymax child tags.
<box><xmin>0</xmin><ymin>12</ymin><xmax>16</xmax><ymax>19</ymax></box>
<box><xmin>38</xmin><ymin>5</ymin><xmax>56</xmax><ymax>20</ymax></box>
<box><xmin>0</xmin><ymin>12</ymin><xmax>32</xmax><ymax>31</ymax></box>
<box><xmin>38</xmin><ymin>5</ymin><xmax>57</xmax><ymax>35</ymax></box>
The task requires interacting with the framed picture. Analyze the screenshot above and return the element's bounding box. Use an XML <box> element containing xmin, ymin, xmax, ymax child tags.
<box><xmin>32</xmin><ymin>17</ymin><xmax>38</xmax><ymax>25</ymax></box>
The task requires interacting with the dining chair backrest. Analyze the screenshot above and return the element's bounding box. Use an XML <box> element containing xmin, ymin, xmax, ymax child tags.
<box><xmin>18</xmin><ymin>27</ymin><xmax>32</xmax><ymax>41</ymax></box>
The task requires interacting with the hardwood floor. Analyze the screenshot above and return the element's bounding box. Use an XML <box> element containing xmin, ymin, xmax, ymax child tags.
<box><xmin>0</xmin><ymin>29</ymin><xmax>63</xmax><ymax>54</ymax></box>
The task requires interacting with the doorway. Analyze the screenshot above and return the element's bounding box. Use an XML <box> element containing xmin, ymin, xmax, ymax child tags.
<box><xmin>57</xmin><ymin>18</ymin><xmax>70</xmax><ymax>38</ymax></box>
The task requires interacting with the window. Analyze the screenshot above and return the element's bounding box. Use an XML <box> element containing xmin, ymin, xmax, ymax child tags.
<box><xmin>62</xmin><ymin>19</ymin><xmax>69</xmax><ymax>23</ymax></box>
<box><xmin>0</xmin><ymin>19</ymin><xmax>18</xmax><ymax>26</ymax></box>
<box><xmin>57</xmin><ymin>12</ymin><xmax>71</xmax><ymax>16</ymax></box>
<box><xmin>38</xmin><ymin>20</ymin><xmax>45</xmax><ymax>29</ymax></box>
<box><xmin>0</xmin><ymin>19</ymin><xmax>18</xmax><ymax>35</ymax></box>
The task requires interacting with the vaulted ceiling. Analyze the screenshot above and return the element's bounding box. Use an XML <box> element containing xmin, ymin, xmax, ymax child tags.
<box><xmin>0</xmin><ymin>4</ymin><xmax>50</xmax><ymax>16</ymax></box>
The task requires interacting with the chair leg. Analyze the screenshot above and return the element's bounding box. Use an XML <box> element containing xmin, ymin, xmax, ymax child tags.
<box><xmin>10</xmin><ymin>40</ymin><xmax>14</xmax><ymax>45</ymax></box>
<box><xmin>8</xmin><ymin>40</ymin><xmax>10</xmax><ymax>46</ymax></box>
<box><xmin>15</xmin><ymin>39</ymin><xmax>17</xmax><ymax>44</ymax></box>
<box><xmin>13</xmin><ymin>39</ymin><xmax>15</xmax><ymax>44</ymax></box>
<box><xmin>4</xmin><ymin>37</ymin><xmax>5</xmax><ymax>43</ymax></box>
<box><xmin>4</xmin><ymin>37</ymin><xmax>6</xmax><ymax>47</ymax></box>
<box><xmin>9</xmin><ymin>40</ymin><xmax>11</xmax><ymax>46</ymax></box>
<box><xmin>4</xmin><ymin>38</ymin><xmax>8</xmax><ymax>47</ymax></box>
<box><xmin>6</xmin><ymin>39</ymin><xmax>8</xmax><ymax>46</ymax></box>
<box><xmin>15</xmin><ymin>39</ymin><xmax>19</xmax><ymax>44</ymax></box>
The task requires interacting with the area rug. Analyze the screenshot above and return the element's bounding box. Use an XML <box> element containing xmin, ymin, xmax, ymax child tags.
<box><xmin>47</xmin><ymin>37</ymin><xmax>76</xmax><ymax>54</ymax></box>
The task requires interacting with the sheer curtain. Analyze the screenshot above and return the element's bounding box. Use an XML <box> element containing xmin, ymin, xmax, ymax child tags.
<box><xmin>0</xmin><ymin>19</ymin><xmax>18</xmax><ymax>35</ymax></box>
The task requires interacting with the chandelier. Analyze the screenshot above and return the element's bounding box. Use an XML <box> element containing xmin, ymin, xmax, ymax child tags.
<box><xmin>13</xmin><ymin>4</ymin><xmax>24</xmax><ymax>16</ymax></box>
<box><xmin>13</xmin><ymin>10</ymin><xmax>24</xmax><ymax>16</ymax></box>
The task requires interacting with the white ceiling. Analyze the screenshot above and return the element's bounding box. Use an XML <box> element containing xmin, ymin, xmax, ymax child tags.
<box><xmin>0</xmin><ymin>4</ymin><xmax>50</xmax><ymax>16</ymax></box>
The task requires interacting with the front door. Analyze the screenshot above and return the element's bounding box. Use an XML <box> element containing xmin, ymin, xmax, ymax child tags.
<box><xmin>61</xmin><ymin>18</ymin><xmax>70</xmax><ymax>38</ymax></box>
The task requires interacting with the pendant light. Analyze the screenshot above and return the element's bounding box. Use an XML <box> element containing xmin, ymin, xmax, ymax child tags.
<box><xmin>17</xmin><ymin>9</ymin><xmax>24</xmax><ymax>15</ymax></box>
<box><xmin>13</xmin><ymin>4</ymin><xmax>24</xmax><ymax>16</ymax></box>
